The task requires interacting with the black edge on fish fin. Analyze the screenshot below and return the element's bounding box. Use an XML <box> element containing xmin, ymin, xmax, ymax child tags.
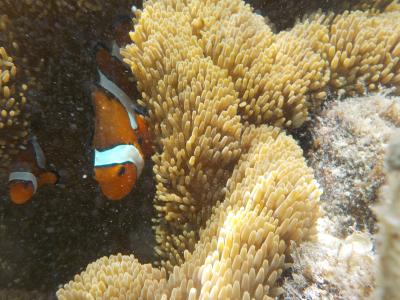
<box><xmin>133</xmin><ymin>104</ymin><xmax>148</xmax><ymax>117</ymax></box>
<box><xmin>91</xmin><ymin>42</ymin><xmax>111</xmax><ymax>60</ymax></box>
<box><xmin>112</xmin><ymin>15</ymin><xmax>132</xmax><ymax>31</ymax></box>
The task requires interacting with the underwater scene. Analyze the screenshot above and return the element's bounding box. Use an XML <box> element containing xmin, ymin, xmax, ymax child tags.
<box><xmin>0</xmin><ymin>0</ymin><xmax>400</xmax><ymax>299</ymax></box>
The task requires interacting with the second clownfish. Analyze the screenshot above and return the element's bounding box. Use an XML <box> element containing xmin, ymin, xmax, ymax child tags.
<box><xmin>92</xmin><ymin>26</ymin><xmax>152</xmax><ymax>201</ymax></box>
<box><xmin>8</xmin><ymin>136</ymin><xmax>58</xmax><ymax>204</ymax></box>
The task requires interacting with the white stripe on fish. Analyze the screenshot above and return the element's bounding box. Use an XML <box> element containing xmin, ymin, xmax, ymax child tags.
<box><xmin>98</xmin><ymin>69</ymin><xmax>138</xmax><ymax>130</ymax></box>
<box><xmin>111</xmin><ymin>41</ymin><xmax>125</xmax><ymax>63</ymax></box>
<box><xmin>94</xmin><ymin>144</ymin><xmax>144</xmax><ymax>176</ymax></box>
<box><xmin>31</xmin><ymin>135</ymin><xmax>46</xmax><ymax>169</ymax></box>
<box><xmin>9</xmin><ymin>171</ymin><xmax>38</xmax><ymax>193</ymax></box>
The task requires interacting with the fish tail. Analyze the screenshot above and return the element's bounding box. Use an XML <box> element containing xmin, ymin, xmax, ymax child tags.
<box><xmin>38</xmin><ymin>171</ymin><xmax>59</xmax><ymax>187</ymax></box>
<box><xmin>136</xmin><ymin>114</ymin><xmax>154</xmax><ymax>157</ymax></box>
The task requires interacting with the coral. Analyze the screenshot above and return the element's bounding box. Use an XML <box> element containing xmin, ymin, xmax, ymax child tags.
<box><xmin>119</xmin><ymin>0</ymin><xmax>400</xmax><ymax>291</ymax></box>
<box><xmin>249</xmin><ymin>15</ymin><xmax>328</xmax><ymax>127</ymax></box>
<box><xmin>150</xmin><ymin>57</ymin><xmax>243</xmax><ymax>268</ymax></box>
<box><xmin>122</xmin><ymin>0</ymin><xmax>327</xmax><ymax>269</ymax></box>
<box><xmin>57</xmin><ymin>126</ymin><xmax>321</xmax><ymax>299</ymax></box>
<box><xmin>240</xmin><ymin>7</ymin><xmax>400</xmax><ymax>127</ymax></box>
<box><xmin>183</xmin><ymin>1</ymin><xmax>400</xmax><ymax>128</ymax></box>
<box><xmin>283</xmin><ymin>217</ymin><xmax>375</xmax><ymax>299</ymax></box>
<box><xmin>374</xmin><ymin>130</ymin><xmax>400</xmax><ymax>300</ymax></box>
<box><xmin>351</xmin><ymin>0</ymin><xmax>397</xmax><ymax>11</ymax></box>
<box><xmin>0</xmin><ymin>46</ymin><xmax>29</xmax><ymax>172</ymax></box>
<box><xmin>123</xmin><ymin>0</ymin><xmax>243</xmax><ymax>267</ymax></box>
<box><xmin>321</xmin><ymin>10</ymin><xmax>400</xmax><ymax>96</ymax></box>
<box><xmin>306</xmin><ymin>94</ymin><xmax>400</xmax><ymax>236</ymax></box>
<box><xmin>192</xmin><ymin>0</ymin><xmax>329</xmax><ymax>128</ymax></box>
<box><xmin>384</xmin><ymin>0</ymin><xmax>400</xmax><ymax>11</ymax></box>
<box><xmin>248</xmin><ymin>0</ymin><xmax>397</xmax><ymax>31</ymax></box>
<box><xmin>141</xmin><ymin>0</ymin><xmax>400</xmax><ymax>129</ymax></box>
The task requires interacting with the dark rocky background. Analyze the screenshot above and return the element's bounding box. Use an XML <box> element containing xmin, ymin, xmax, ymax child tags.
<box><xmin>0</xmin><ymin>1</ymin><xmax>156</xmax><ymax>296</ymax></box>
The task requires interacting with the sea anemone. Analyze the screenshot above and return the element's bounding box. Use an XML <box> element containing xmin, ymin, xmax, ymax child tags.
<box><xmin>0</xmin><ymin>46</ymin><xmax>29</xmax><ymax>172</ymax></box>
<box><xmin>57</xmin><ymin>126</ymin><xmax>321</xmax><ymax>299</ymax></box>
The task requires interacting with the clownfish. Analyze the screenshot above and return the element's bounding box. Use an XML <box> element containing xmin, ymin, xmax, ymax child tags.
<box><xmin>8</xmin><ymin>136</ymin><xmax>58</xmax><ymax>205</ymax></box>
<box><xmin>92</xmin><ymin>20</ymin><xmax>153</xmax><ymax>201</ymax></box>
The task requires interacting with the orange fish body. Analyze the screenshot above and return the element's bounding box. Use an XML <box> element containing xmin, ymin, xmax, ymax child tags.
<box><xmin>92</xmin><ymin>86</ymin><xmax>147</xmax><ymax>201</ymax></box>
<box><xmin>92</xmin><ymin>29</ymin><xmax>153</xmax><ymax>201</ymax></box>
<box><xmin>8</xmin><ymin>136</ymin><xmax>58</xmax><ymax>204</ymax></box>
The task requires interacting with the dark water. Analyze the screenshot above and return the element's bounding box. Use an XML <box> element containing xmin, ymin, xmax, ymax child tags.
<box><xmin>0</xmin><ymin>0</ymin><xmax>156</xmax><ymax>295</ymax></box>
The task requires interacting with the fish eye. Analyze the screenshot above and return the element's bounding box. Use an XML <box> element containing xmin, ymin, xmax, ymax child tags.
<box><xmin>117</xmin><ymin>166</ymin><xmax>126</xmax><ymax>176</ymax></box>
<box><xmin>138</xmin><ymin>136</ymin><xmax>143</xmax><ymax>146</ymax></box>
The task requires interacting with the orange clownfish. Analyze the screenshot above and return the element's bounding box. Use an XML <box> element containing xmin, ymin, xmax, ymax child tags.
<box><xmin>92</xmin><ymin>32</ymin><xmax>152</xmax><ymax>201</ymax></box>
<box><xmin>8</xmin><ymin>136</ymin><xmax>58</xmax><ymax>205</ymax></box>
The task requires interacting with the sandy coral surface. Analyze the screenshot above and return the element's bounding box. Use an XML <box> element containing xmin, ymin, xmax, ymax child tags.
<box><xmin>285</xmin><ymin>93</ymin><xmax>400</xmax><ymax>299</ymax></box>
<box><xmin>283</xmin><ymin>217</ymin><xmax>376</xmax><ymax>299</ymax></box>
<box><xmin>306</xmin><ymin>93</ymin><xmax>400</xmax><ymax>236</ymax></box>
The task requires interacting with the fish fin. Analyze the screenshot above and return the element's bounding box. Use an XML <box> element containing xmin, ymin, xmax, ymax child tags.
<box><xmin>136</xmin><ymin>115</ymin><xmax>154</xmax><ymax>157</ymax></box>
<box><xmin>92</xmin><ymin>42</ymin><xmax>111</xmax><ymax>61</ymax></box>
<box><xmin>38</xmin><ymin>171</ymin><xmax>59</xmax><ymax>187</ymax></box>
<box><xmin>94</xmin><ymin>44</ymin><xmax>115</xmax><ymax>78</ymax></box>
<box><xmin>95</xmin><ymin>44</ymin><xmax>136</xmax><ymax>99</ymax></box>
<box><xmin>133</xmin><ymin>104</ymin><xmax>148</xmax><ymax>116</ymax></box>
<box><xmin>112</xmin><ymin>16</ymin><xmax>133</xmax><ymax>47</ymax></box>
